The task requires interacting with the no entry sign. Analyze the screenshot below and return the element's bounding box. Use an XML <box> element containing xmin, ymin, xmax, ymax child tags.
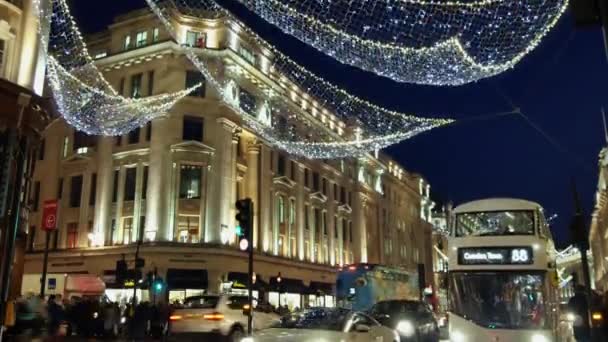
<box><xmin>41</xmin><ymin>200</ymin><xmax>58</xmax><ymax>231</ymax></box>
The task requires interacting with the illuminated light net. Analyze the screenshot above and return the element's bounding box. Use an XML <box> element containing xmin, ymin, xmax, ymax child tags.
<box><xmin>232</xmin><ymin>0</ymin><xmax>569</xmax><ymax>86</ymax></box>
<box><xmin>36</xmin><ymin>0</ymin><xmax>202</xmax><ymax>135</ymax></box>
<box><xmin>39</xmin><ymin>0</ymin><xmax>451</xmax><ymax>158</ymax></box>
<box><xmin>147</xmin><ymin>0</ymin><xmax>452</xmax><ymax>158</ymax></box>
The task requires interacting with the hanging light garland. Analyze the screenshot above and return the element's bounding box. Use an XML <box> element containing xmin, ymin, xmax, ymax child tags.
<box><xmin>34</xmin><ymin>0</ymin><xmax>203</xmax><ymax>136</ymax></box>
<box><xmin>231</xmin><ymin>0</ymin><xmax>568</xmax><ymax>86</ymax></box>
<box><xmin>35</xmin><ymin>0</ymin><xmax>451</xmax><ymax>159</ymax></box>
<box><xmin>146</xmin><ymin>0</ymin><xmax>452</xmax><ymax>158</ymax></box>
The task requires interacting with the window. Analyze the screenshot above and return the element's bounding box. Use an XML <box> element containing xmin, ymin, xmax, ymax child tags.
<box><xmin>289</xmin><ymin>161</ymin><xmax>296</xmax><ymax>180</ymax></box>
<box><xmin>333</xmin><ymin>184</ymin><xmax>338</xmax><ymax>200</ymax></box>
<box><xmin>136</xmin><ymin>30</ymin><xmax>147</xmax><ymax>47</ymax></box>
<box><xmin>69</xmin><ymin>175</ymin><xmax>83</xmax><ymax>208</ymax></box>
<box><xmin>312</xmin><ymin>172</ymin><xmax>320</xmax><ymax>192</ymax></box>
<box><xmin>108</xmin><ymin>219</ymin><xmax>116</xmax><ymax>246</ymax></box>
<box><xmin>145</xmin><ymin>122</ymin><xmax>152</xmax><ymax>141</ymax></box>
<box><xmin>119</xmin><ymin>78</ymin><xmax>125</xmax><ymax>95</ymax></box>
<box><xmin>455</xmin><ymin>211</ymin><xmax>535</xmax><ymax>237</ymax></box>
<box><xmin>239</xmin><ymin>87</ymin><xmax>256</xmax><ymax>112</ymax></box>
<box><xmin>31</xmin><ymin>181</ymin><xmax>40</xmax><ymax>211</ymax></box>
<box><xmin>89</xmin><ymin>173</ymin><xmax>97</xmax><ymax>206</ymax></box>
<box><xmin>278</xmin><ymin>196</ymin><xmax>285</xmax><ymax>224</ymax></box>
<box><xmin>277</xmin><ymin>154</ymin><xmax>286</xmax><ymax>176</ymax></box>
<box><xmin>73</xmin><ymin>131</ymin><xmax>95</xmax><ymax>152</ymax></box>
<box><xmin>342</xmin><ymin>219</ymin><xmax>348</xmax><ymax>242</ymax></box>
<box><xmin>131</xmin><ymin>73</ymin><xmax>143</xmax><ymax>98</ymax></box>
<box><xmin>142</xmin><ymin>166</ymin><xmax>148</xmax><ymax>199</ymax></box>
<box><xmin>186</xmin><ymin>71</ymin><xmax>205</xmax><ymax>97</ymax></box>
<box><xmin>304</xmin><ymin>168</ymin><xmax>310</xmax><ymax>188</ymax></box>
<box><xmin>38</xmin><ymin>140</ymin><xmax>45</xmax><ymax>160</ymax></box>
<box><xmin>112</xmin><ymin>170</ymin><xmax>119</xmax><ymax>203</ymax></box>
<box><xmin>322</xmin><ymin>212</ymin><xmax>328</xmax><ymax>235</ymax></box>
<box><xmin>124</xmin><ymin>168</ymin><xmax>136</xmax><ymax>201</ymax></box>
<box><xmin>349</xmin><ymin>221</ymin><xmax>353</xmax><ymax>242</ymax></box>
<box><xmin>289</xmin><ymin>199</ymin><xmax>296</xmax><ymax>225</ymax></box>
<box><xmin>340</xmin><ymin>187</ymin><xmax>346</xmax><ymax>204</ymax></box>
<box><xmin>122</xmin><ymin>217</ymin><xmax>133</xmax><ymax>245</ymax></box>
<box><xmin>123</xmin><ymin>35</ymin><xmax>131</xmax><ymax>50</ymax></box>
<box><xmin>314</xmin><ymin>208</ymin><xmax>321</xmax><ymax>235</ymax></box>
<box><xmin>177</xmin><ymin>215</ymin><xmax>199</xmax><ymax>243</ymax></box>
<box><xmin>179</xmin><ymin>165</ymin><xmax>202</xmax><ymax>199</ymax></box>
<box><xmin>115</xmin><ymin>135</ymin><xmax>122</xmax><ymax>146</ymax></box>
<box><xmin>62</xmin><ymin>136</ymin><xmax>69</xmax><ymax>158</ymax></box>
<box><xmin>182</xmin><ymin>116</ymin><xmax>204</xmax><ymax>141</ymax></box>
<box><xmin>334</xmin><ymin>216</ymin><xmax>338</xmax><ymax>239</ymax></box>
<box><xmin>322</xmin><ymin>178</ymin><xmax>328</xmax><ymax>196</ymax></box>
<box><xmin>185</xmin><ymin>31</ymin><xmax>199</xmax><ymax>47</ymax></box>
<box><xmin>148</xmin><ymin>71</ymin><xmax>155</xmax><ymax>96</ymax></box>
<box><xmin>57</xmin><ymin>178</ymin><xmax>63</xmax><ymax>199</ymax></box>
<box><xmin>153</xmin><ymin>27</ymin><xmax>160</xmax><ymax>42</ymax></box>
<box><xmin>127</xmin><ymin>127</ymin><xmax>140</xmax><ymax>144</ymax></box>
<box><xmin>239</xmin><ymin>45</ymin><xmax>256</xmax><ymax>65</ymax></box>
<box><xmin>67</xmin><ymin>223</ymin><xmax>78</xmax><ymax>249</ymax></box>
<box><xmin>304</xmin><ymin>204</ymin><xmax>310</xmax><ymax>230</ymax></box>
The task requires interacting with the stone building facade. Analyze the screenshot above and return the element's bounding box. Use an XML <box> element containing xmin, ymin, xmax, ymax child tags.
<box><xmin>23</xmin><ymin>8</ymin><xmax>435</xmax><ymax>306</ymax></box>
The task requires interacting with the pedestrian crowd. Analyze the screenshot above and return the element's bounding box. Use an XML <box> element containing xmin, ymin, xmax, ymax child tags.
<box><xmin>4</xmin><ymin>293</ymin><xmax>170</xmax><ymax>340</ymax></box>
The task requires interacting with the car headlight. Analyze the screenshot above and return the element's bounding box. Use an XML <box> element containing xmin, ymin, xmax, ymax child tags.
<box><xmin>241</xmin><ymin>338</ymin><xmax>254</xmax><ymax>342</ymax></box>
<box><xmin>451</xmin><ymin>330</ymin><xmax>466</xmax><ymax>342</ymax></box>
<box><xmin>531</xmin><ymin>333</ymin><xmax>549</xmax><ymax>342</ymax></box>
<box><xmin>566</xmin><ymin>313</ymin><xmax>575</xmax><ymax>322</ymax></box>
<box><xmin>396</xmin><ymin>320</ymin><xmax>415</xmax><ymax>336</ymax></box>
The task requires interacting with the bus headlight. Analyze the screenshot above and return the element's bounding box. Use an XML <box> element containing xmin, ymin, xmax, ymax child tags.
<box><xmin>396</xmin><ymin>320</ymin><xmax>415</xmax><ymax>336</ymax></box>
<box><xmin>531</xmin><ymin>333</ymin><xmax>549</xmax><ymax>342</ymax></box>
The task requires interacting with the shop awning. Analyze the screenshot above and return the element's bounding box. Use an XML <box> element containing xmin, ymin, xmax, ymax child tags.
<box><xmin>65</xmin><ymin>275</ymin><xmax>106</xmax><ymax>295</ymax></box>
<box><xmin>269</xmin><ymin>277</ymin><xmax>306</xmax><ymax>293</ymax></box>
<box><xmin>227</xmin><ymin>272</ymin><xmax>268</xmax><ymax>290</ymax></box>
<box><xmin>167</xmin><ymin>269</ymin><xmax>208</xmax><ymax>290</ymax></box>
<box><xmin>306</xmin><ymin>281</ymin><xmax>334</xmax><ymax>295</ymax></box>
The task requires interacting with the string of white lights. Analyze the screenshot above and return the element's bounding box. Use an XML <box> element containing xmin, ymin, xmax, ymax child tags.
<box><xmin>233</xmin><ymin>0</ymin><xmax>569</xmax><ymax>86</ymax></box>
<box><xmin>34</xmin><ymin>0</ymin><xmax>204</xmax><ymax>135</ymax></box>
<box><xmin>36</xmin><ymin>0</ymin><xmax>451</xmax><ymax>158</ymax></box>
<box><xmin>146</xmin><ymin>0</ymin><xmax>452</xmax><ymax>158</ymax></box>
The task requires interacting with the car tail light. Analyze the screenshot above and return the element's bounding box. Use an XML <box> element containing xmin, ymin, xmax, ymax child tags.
<box><xmin>169</xmin><ymin>315</ymin><xmax>183</xmax><ymax>321</ymax></box>
<box><xmin>203</xmin><ymin>312</ymin><xmax>225</xmax><ymax>321</ymax></box>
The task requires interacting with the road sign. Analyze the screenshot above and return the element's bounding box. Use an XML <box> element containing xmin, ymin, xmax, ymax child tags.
<box><xmin>41</xmin><ymin>200</ymin><xmax>58</xmax><ymax>231</ymax></box>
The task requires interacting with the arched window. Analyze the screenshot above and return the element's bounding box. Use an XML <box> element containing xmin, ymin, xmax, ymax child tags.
<box><xmin>278</xmin><ymin>196</ymin><xmax>285</xmax><ymax>224</ymax></box>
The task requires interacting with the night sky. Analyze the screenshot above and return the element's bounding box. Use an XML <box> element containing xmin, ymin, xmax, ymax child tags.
<box><xmin>69</xmin><ymin>1</ymin><xmax>608</xmax><ymax>247</ymax></box>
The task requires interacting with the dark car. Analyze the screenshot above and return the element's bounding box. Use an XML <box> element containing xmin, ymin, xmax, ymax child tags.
<box><xmin>370</xmin><ymin>300</ymin><xmax>439</xmax><ymax>342</ymax></box>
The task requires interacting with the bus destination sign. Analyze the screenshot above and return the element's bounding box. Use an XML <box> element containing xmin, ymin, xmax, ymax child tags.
<box><xmin>458</xmin><ymin>246</ymin><xmax>534</xmax><ymax>265</ymax></box>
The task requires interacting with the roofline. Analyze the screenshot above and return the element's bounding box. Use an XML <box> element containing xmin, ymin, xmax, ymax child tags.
<box><xmin>453</xmin><ymin>198</ymin><xmax>542</xmax><ymax>214</ymax></box>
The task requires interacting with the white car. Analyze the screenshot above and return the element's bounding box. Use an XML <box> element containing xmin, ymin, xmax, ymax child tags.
<box><xmin>245</xmin><ymin>307</ymin><xmax>400</xmax><ymax>342</ymax></box>
<box><xmin>169</xmin><ymin>294</ymin><xmax>279</xmax><ymax>341</ymax></box>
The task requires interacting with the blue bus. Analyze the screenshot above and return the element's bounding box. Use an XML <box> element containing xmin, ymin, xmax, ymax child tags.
<box><xmin>336</xmin><ymin>264</ymin><xmax>419</xmax><ymax>311</ymax></box>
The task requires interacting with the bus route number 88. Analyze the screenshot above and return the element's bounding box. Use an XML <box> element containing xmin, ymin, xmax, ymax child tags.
<box><xmin>510</xmin><ymin>248</ymin><xmax>530</xmax><ymax>263</ymax></box>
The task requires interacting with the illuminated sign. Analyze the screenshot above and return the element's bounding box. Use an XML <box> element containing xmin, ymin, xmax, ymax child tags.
<box><xmin>458</xmin><ymin>247</ymin><xmax>533</xmax><ymax>265</ymax></box>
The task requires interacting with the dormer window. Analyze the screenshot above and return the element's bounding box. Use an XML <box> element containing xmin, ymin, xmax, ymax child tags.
<box><xmin>136</xmin><ymin>31</ymin><xmax>148</xmax><ymax>47</ymax></box>
<box><xmin>239</xmin><ymin>45</ymin><xmax>256</xmax><ymax>65</ymax></box>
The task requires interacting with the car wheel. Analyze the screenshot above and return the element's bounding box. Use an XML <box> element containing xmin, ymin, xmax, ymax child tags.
<box><xmin>227</xmin><ymin>326</ymin><xmax>245</xmax><ymax>342</ymax></box>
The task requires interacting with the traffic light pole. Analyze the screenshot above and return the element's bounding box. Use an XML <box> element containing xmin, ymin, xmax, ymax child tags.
<box><xmin>247</xmin><ymin>233</ymin><xmax>254</xmax><ymax>336</ymax></box>
<box><xmin>236</xmin><ymin>198</ymin><xmax>254</xmax><ymax>336</ymax></box>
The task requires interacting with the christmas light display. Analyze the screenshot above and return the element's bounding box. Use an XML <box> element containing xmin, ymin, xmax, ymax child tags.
<box><xmin>35</xmin><ymin>0</ymin><xmax>203</xmax><ymax>135</ymax></box>
<box><xmin>234</xmin><ymin>0</ymin><xmax>569</xmax><ymax>86</ymax></box>
<box><xmin>146</xmin><ymin>0</ymin><xmax>452</xmax><ymax>158</ymax></box>
<box><xmin>36</xmin><ymin>0</ymin><xmax>451</xmax><ymax>158</ymax></box>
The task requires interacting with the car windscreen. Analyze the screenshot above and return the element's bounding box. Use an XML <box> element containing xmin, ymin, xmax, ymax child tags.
<box><xmin>181</xmin><ymin>295</ymin><xmax>220</xmax><ymax>309</ymax></box>
<box><xmin>272</xmin><ymin>308</ymin><xmax>350</xmax><ymax>331</ymax></box>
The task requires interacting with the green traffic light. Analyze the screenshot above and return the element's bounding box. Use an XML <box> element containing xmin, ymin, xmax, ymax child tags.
<box><xmin>235</xmin><ymin>225</ymin><xmax>243</xmax><ymax>237</ymax></box>
<box><xmin>155</xmin><ymin>282</ymin><xmax>163</xmax><ymax>291</ymax></box>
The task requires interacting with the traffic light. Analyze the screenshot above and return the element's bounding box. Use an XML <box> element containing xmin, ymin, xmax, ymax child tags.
<box><xmin>235</xmin><ymin>198</ymin><xmax>253</xmax><ymax>251</ymax></box>
<box><xmin>153</xmin><ymin>277</ymin><xmax>164</xmax><ymax>292</ymax></box>
<box><xmin>116</xmin><ymin>260</ymin><xmax>127</xmax><ymax>284</ymax></box>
